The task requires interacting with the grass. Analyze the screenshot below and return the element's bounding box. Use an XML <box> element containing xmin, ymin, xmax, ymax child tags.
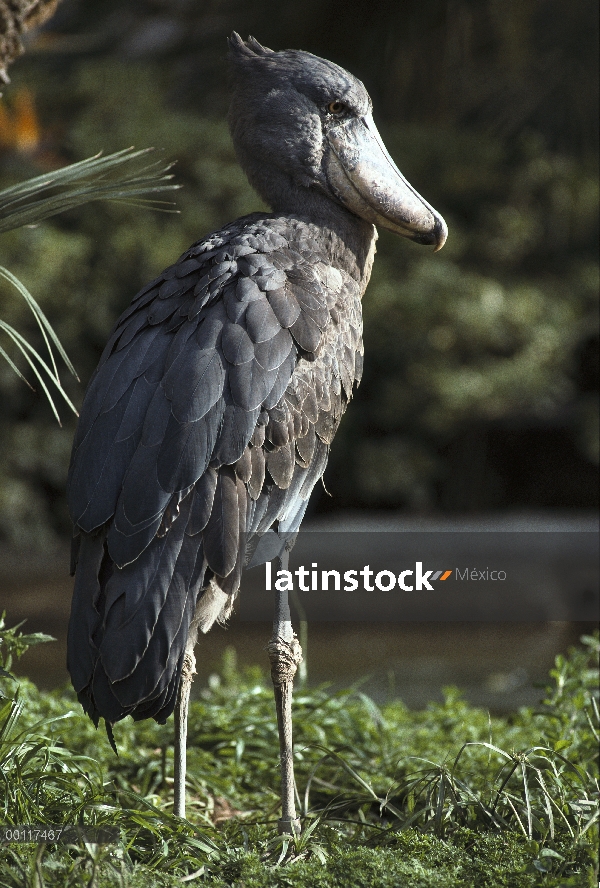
<box><xmin>0</xmin><ymin>615</ymin><xmax>597</xmax><ymax>887</ymax></box>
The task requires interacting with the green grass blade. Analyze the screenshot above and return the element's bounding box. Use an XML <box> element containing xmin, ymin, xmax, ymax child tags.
<box><xmin>308</xmin><ymin>745</ymin><xmax>378</xmax><ymax>799</ymax></box>
<box><xmin>520</xmin><ymin>762</ymin><xmax>533</xmax><ymax>838</ymax></box>
<box><xmin>579</xmin><ymin>808</ymin><xmax>599</xmax><ymax>838</ymax></box>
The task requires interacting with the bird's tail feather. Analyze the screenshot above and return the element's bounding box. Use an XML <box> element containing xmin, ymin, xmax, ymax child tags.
<box><xmin>67</xmin><ymin>493</ymin><xmax>207</xmax><ymax>725</ymax></box>
<box><xmin>67</xmin><ymin>469</ymin><xmax>249</xmax><ymax>729</ymax></box>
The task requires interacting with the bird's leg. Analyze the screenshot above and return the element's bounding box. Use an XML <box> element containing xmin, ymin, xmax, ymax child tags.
<box><xmin>173</xmin><ymin>580</ymin><xmax>232</xmax><ymax>818</ymax></box>
<box><xmin>267</xmin><ymin>548</ymin><xmax>303</xmax><ymax>836</ymax></box>
<box><xmin>173</xmin><ymin>617</ymin><xmax>200</xmax><ymax>818</ymax></box>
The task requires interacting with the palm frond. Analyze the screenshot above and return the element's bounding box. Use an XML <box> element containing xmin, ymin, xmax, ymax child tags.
<box><xmin>0</xmin><ymin>147</ymin><xmax>180</xmax><ymax>234</ymax></box>
<box><xmin>0</xmin><ymin>147</ymin><xmax>181</xmax><ymax>418</ymax></box>
<box><xmin>0</xmin><ymin>268</ymin><xmax>78</xmax><ymax>423</ymax></box>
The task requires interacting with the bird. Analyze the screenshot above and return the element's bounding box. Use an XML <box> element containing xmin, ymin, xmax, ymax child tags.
<box><xmin>66</xmin><ymin>33</ymin><xmax>447</xmax><ymax>832</ymax></box>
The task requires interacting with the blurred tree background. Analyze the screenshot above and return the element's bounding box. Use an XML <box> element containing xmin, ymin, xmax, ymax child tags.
<box><xmin>0</xmin><ymin>0</ymin><xmax>598</xmax><ymax>549</ymax></box>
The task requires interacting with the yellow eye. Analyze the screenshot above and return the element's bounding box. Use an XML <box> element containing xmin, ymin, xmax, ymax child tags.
<box><xmin>327</xmin><ymin>101</ymin><xmax>345</xmax><ymax>115</ymax></box>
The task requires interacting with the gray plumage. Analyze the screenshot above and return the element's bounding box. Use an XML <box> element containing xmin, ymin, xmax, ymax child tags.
<box><xmin>67</xmin><ymin>33</ymin><xmax>446</xmax><ymax>729</ymax></box>
<box><xmin>68</xmin><ymin>209</ymin><xmax>363</xmax><ymax>725</ymax></box>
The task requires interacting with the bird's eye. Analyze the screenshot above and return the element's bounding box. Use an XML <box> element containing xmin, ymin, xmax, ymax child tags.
<box><xmin>326</xmin><ymin>101</ymin><xmax>346</xmax><ymax>116</ymax></box>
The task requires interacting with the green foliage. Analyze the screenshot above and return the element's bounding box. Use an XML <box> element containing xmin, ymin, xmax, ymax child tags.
<box><xmin>0</xmin><ymin>618</ymin><xmax>597</xmax><ymax>886</ymax></box>
<box><xmin>0</xmin><ymin>612</ymin><xmax>55</xmax><ymax>675</ymax></box>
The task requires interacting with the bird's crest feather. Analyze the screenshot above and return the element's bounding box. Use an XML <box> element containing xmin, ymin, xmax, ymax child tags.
<box><xmin>228</xmin><ymin>32</ymin><xmax>274</xmax><ymax>60</ymax></box>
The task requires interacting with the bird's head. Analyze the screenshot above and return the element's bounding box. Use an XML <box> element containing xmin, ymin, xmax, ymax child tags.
<box><xmin>227</xmin><ymin>33</ymin><xmax>447</xmax><ymax>251</ymax></box>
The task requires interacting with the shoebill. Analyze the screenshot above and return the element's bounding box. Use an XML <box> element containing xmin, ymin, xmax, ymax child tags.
<box><xmin>66</xmin><ymin>33</ymin><xmax>447</xmax><ymax>833</ymax></box>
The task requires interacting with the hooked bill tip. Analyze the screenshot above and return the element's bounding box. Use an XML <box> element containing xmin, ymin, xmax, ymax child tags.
<box><xmin>433</xmin><ymin>215</ymin><xmax>448</xmax><ymax>252</ymax></box>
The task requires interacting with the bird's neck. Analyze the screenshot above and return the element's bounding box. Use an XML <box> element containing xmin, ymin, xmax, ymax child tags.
<box><xmin>268</xmin><ymin>184</ymin><xmax>377</xmax><ymax>292</ymax></box>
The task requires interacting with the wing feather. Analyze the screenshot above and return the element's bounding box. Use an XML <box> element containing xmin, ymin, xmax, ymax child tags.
<box><xmin>203</xmin><ymin>466</ymin><xmax>239</xmax><ymax>577</ymax></box>
<box><xmin>156</xmin><ymin>400</ymin><xmax>224</xmax><ymax>493</ymax></box>
<box><xmin>247</xmin><ymin>444</ymin><xmax>266</xmax><ymax>500</ymax></box>
<box><xmin>212</xmin><ymin>397</ymin><xmax>261</xmax><ymax>465</ymax></box>
<box><xmin>163</xmin><ymin>348</ymin><xmax>225</xmax><ymax>423</ymax></box>
<box><xmin>187</xmin><ymin>467</ymin><xmax>218</xmax><ymax>535</ymax></box>
<box><xmin>266</xmin><ymin>440</ymin><xmax>295</xmax><ymax>489</ymax></box>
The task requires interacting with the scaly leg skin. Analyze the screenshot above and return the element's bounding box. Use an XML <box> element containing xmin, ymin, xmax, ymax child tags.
<box><xmin>173</xmin><ymin>604</ymin><xmax>206</xmax><ymax>819</ymax></box>
<box><xmin>173</xmin><ymin>644</ymin><xmax>196</xmax><ymax>819</ymax></box>
<box><xmin>173</xmin><ymin>580</ymin><xmax>236</xmax><ymax>818</ymax></box>
<box><xmin>268</xmin><ymin>548</ymin><xmax>303</xmax><ymax>836</ymax></box>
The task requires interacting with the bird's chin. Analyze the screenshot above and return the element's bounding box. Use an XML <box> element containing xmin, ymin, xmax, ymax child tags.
<box><xmin>325</xmin><ymin>115</ymin><xmax>447</xmax><ymax>252</ymax></box>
